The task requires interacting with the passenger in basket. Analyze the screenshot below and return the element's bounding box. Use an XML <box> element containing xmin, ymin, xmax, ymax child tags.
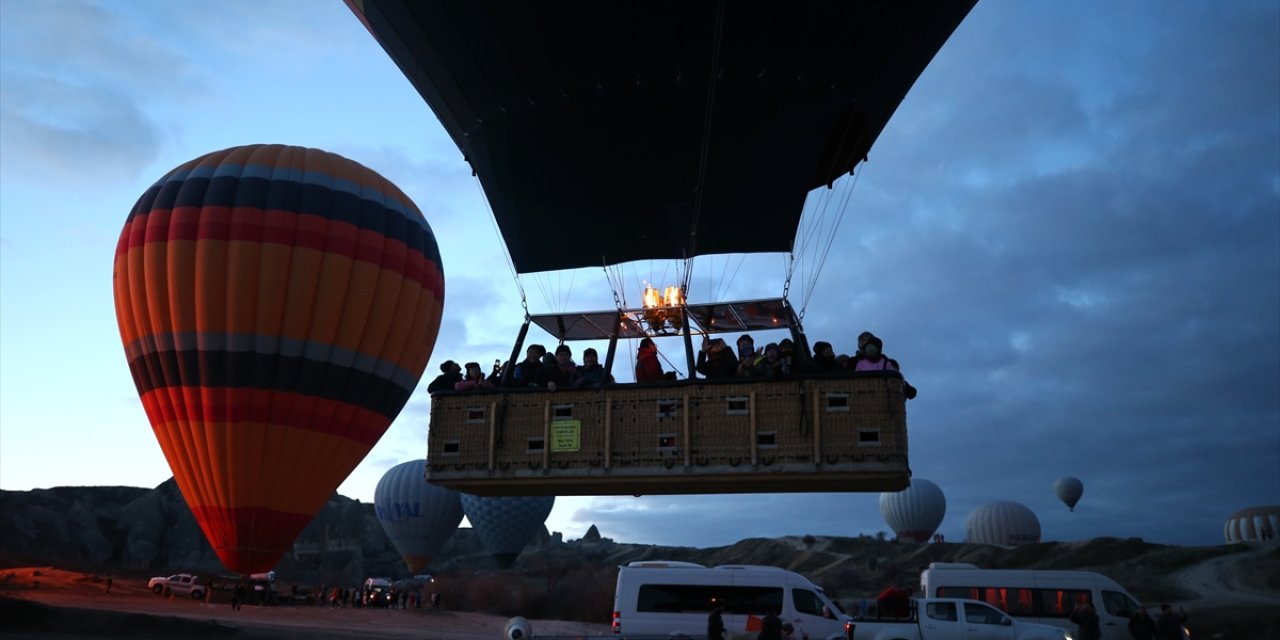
<box><xmin>635</xmin><ymin>338</ymin><xmax>666</xmax><ymax>383</ymax></box>
<box><xmin>853</xmin><ymin>334</ymin><xmax>899</xmax><ymax>372</ymax></box>
<box><xmin>454</xmin><ymin>362</ymin><xmax>495</xmax><ymax>391</ymax></box>
<box><xmin>696</xmin><ymin>337</ymin><xmax>738</xmax><ymax>379</ymax></box>
<box><xmin>811</xmin><ymin>341</ymin><xmax>842</xmax><ymax>372</ymax></box>
<box><xmin>735</xmin><ymin>334</ymin><xmax>763</xmax><ymax>377</ymax></box>
<box><xmin>427</xmin><ymin>360</ymin><xmax>463</xmax><ymax>393</ymax></box>
<box><xmin>853</xmin><ymin>334</ymin><xmax>918</xmax><ymax>399</ymax></box>
<box><xmin>573</xmin><ymin>347</ymin><xmax>612</xmax><ymax>387</ymax></box>
<box><xmin>543</xmin><ymin>344</ymin><xmax>577</xmax><ymax>391</ymax></box>
<box><xmin>751</xmin><ymin>343</ymin><xmax>787</xmax><ymax>378</ymax></box>
<box><xmin>776</xmin><ymin>338</ymin><xmax>797</xmax><ymax>374</ymax></box>
<box><xmin>508</xmin><ymin>344</ymin><xmax>547</xmax><ymax>387</ymax></box>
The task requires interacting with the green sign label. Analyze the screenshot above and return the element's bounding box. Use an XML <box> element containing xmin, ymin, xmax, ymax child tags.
<box><xmin>551</xmin><ymin>420</ymin><xmax>581</xmax><ymax>452</ymax></box>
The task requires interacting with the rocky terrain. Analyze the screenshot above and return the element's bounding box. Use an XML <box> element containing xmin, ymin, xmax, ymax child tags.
<box><xmin>3</xmin><ymin>483</ymin><xmax>1278</xmax><ymax>635</ymax></box>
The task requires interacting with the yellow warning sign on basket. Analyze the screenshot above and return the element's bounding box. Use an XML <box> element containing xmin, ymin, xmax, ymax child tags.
<box><xmin>551</xmin><ymin>420</ymin><xmax>581</xmax><ymax>452</ymax></box>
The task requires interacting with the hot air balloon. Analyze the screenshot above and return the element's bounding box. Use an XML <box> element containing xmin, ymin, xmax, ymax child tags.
<box><xmin>964</xmin><ymin>501</ymin><xmax>1041</xmax><ymax>547</ymax></box>
<box><xmin>350</xmin><ymin>1</ymin><xmax>976</xmax><ymax>497</ymax></box>
<box><xmin>114</xmin><ymin>144</ymin><xmax>445</xmax><ymax>574</ymax></box>
<box><xmin>880</xmin><ymin>478</ymin><xmax>946</xmax><ymax>543</ymax></box>
<box><xmin>375</xmin><ymin>460</ymin><xmax>463</xmax><ymax>573</ymax></box>
<box><xmin>460</xmin><ymin>494</ymin><xmax>554</xmax><ymax>569</ymax></box>
<box><xmin>1054</xmin><ymin>476</ymin><xmax>1084</xmax><ymax>512</ymax></box>
<box><xmin>1223</xmin><ymin>505</ymin><xmax>1280</xmax><ymax>543</ymax></box>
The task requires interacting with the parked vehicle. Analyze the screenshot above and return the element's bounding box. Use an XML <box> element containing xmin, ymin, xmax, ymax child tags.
<box><xmin>147</xmin><ymin>573</ymin><xmax>206</xmax><ymax>599</ymax></box>
<box><xmin>612</xmin><ymin>561</ymin><xmax>848</xmax><ymax>640</ymax></box>
<box><xmin>363</xmin><ymin>577</ymin><xmax>396</xmax><ymax>608</ymax></box>
<box><xmin>848</xmin><ymin>599</ymin><xmax>1070</xmax><ymax>640</ymax></box>
<box><xmin>919</xmin><ymin>562</ymin><xmax>1146</xmax><ymax>640</ymax></box>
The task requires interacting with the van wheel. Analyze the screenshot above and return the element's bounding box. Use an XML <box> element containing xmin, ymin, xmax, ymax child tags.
<box><xmin>192</xmin><ymin>590</ymin><xmax>204</xmax><ymax>599</ymax></box>
<box><xmin>152</xmin><ymin>585</ymin><xmax>164</xmax><ymax>595</ymax></box>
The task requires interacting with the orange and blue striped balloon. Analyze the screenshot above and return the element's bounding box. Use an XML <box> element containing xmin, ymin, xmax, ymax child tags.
<box><xmin>113</xmin><ymin>144</ymin><xmax>444</xmax><ymax>574</ymax></box>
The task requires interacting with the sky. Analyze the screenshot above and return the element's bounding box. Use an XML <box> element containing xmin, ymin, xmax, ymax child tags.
<box><xmin>1</xmin><ymin>1</ymin><xmax>1277</xmax><ymax>551</ymax></box>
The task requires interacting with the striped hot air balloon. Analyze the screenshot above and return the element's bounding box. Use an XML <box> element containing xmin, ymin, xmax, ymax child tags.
<box><xmin>113</xmin><ymin>144</ymin><xmax>444</xmax><ymax>574</ymax></box>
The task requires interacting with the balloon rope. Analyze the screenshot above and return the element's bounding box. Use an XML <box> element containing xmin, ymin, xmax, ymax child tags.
<box><xmin>475</xmin><ymin>177</ymin><xmax>528</xmax><ymax>314</ymax></box>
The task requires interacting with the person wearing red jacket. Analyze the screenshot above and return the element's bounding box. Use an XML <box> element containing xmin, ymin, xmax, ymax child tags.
<box><xmin>635</xmin><ymin>338</ymin><xmax>665</xmax><ymax>383</ymax></box>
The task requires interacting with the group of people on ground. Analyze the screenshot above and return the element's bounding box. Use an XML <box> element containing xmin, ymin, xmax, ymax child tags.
<box><xmin>708</xmin><ymin>606</ymin><xmax>804</xmax><ymax>640</ymax></box>
<box><xmin>427</xmin><ymin>330</ymin><xmax>913</xmax><ymax>395</ymax></box>
<box><xmin>1068</xmin><ymin>600</ymin><xmax>1188</xmax><ymax>640</ymax></box>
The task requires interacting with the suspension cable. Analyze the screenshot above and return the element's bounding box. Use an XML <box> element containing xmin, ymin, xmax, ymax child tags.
<box><xmin>475</xmin><ymin>176</ymin><xmax>528</xmax><ymax>316</ymax></box>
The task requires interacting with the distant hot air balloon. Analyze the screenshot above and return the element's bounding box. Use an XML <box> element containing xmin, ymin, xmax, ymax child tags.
<box><xmin>114</xmin><ymin>144</ymin><xmax>445</xmax><ymax>574</ymax></box>
<box><xmin>880</xmin><ymin>478</ymin><xmax>946</xmax><ymax>543</ymax></box>
<box><xmin>460</xmin><ymin>495</ymin><xmax>554</xmax><ymax>569</ymax></box>
<box><xmin>1223</xmin><ymin>505</ymin><xmax>1280</xmax><ymax>543</ymax></box>
<box><xmin>375</xmin><ymin>460</ymin><xmax>463</xmax><ymax>573</ymax></box>
<box><xmin>965</xmin><ymin>501</ymin><xmax>1041</xmax><ymax>546</ymax></box>
<box><xmin>1054</xmin><ymin>476</ymin><xmax>1084</xmax><ymax>512</ymax></box>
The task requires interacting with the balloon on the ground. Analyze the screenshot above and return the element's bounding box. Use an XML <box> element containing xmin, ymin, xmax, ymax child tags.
<box><xmin>114</xmin><ymin>144</ymin><xmax>445</xmax><ymax>573</ymax></box>
<box><xmin>965</xmin><ymin>501</ymin><xmax>1041</xmax><ymax>546</ymax></box>
<box><xmin>1054</xmin><ymin>476</ymin><xmax>1084</xmax><ymax>512</ymax></box>
<box><xmin>375</xmin><ymin>460</ymin><xmax>464</xmax><ymax>573</ymax></box>
<box><xmin>880</xmin><ymin>478</ymin><xmax>946</xmax><ymax>542</ymax></box>
<box><xmin>460</xmin><ymin>495</ymin><xmax>554</xmax><ymax>568</ymax></box>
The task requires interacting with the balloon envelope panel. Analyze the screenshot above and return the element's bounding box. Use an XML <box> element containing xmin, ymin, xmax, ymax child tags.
<box><xmin>460</xmin><ymin>495</ymin><xmax>554</xmax><ymax>563</ymax></box>
<box><xmin>964</xmin><ymin>501</ymin><xmax>1041</xmax><ymax>546</ymax></box>
<box><xmin>375</xmin><ymin>460</ymin><xmax>463</xmax><ymax>573</ymax></box>
<box><xmin>114</xmin><ymin>144</ymin><xmax>444</xmax><ymax>573</ymax></box>
<box><xmin>1223</xmin><ymin>505</ymin><xmax>1280</xmax><ymax>543</ymax></box>
<box><xmin>880</xmin><ymin>478</ymin><xmax>946</xmax><ymax>543</ymax></box>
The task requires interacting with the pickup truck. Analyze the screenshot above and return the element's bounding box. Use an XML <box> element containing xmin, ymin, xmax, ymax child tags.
<box><xmin>147</xmin><ymin>573</ymin><xmax>207</xmax><ymax>599</ymax></box>
<box><xmin>847</xmin><ymin>598</ymin><xmax>1071</xmax><ymax>640</ymax></box>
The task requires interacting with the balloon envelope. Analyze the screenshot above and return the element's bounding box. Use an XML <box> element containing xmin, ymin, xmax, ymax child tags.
<box><xmin>349</xmin><ymin>1</ymin><xmax>976</xmax><ymax>274</ymax></box>
<box><xmin>965</xmin><ymin>501</ymin><xmax>1041</xmax><ymax>546</ymax></box>
<box><xmin>880</xmin><ymin>478</ymin><xmax>946</xmax><ymax>543</ymax></box>
<box><xmin>375</xmin><ymin>460</ymin><xmax>463</xmax><ymax>573</ymax></box>
<box><xmin>1223</xmin><ymin>505</ymin><xmax>1280</xmax><ymax>543</ymax></box>
<box><xmin>1054</xmin><ymin>476</ymin><xmax>1084</xmax><ymax>511</ymax></box>
<box><xmin>460</xmin><ymin>495</ymin><xmax>554</xmax><ymax>568</ymax></box>
<box><xmin>114</xmin><ymin>144</ymin><xmax>445</xmax><ymax>573</ymax></box>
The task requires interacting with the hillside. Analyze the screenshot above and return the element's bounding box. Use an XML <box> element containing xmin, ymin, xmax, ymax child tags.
<box><xmin>3</xmin><ymin>483</ymin><xmax>1278</xmax><ymax>630</ymax></box>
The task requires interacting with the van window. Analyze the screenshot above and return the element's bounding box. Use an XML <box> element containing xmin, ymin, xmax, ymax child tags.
<box><xmin>792</xmin><ymin>588</ymin><xmax>826</xmax><ymax>616</ymax></box>
<box><xmin>636</xmin><ymin>584</ymin><xmax>783</xmax><ymax>615</ymax></box>
<box><xmin>1035</xmin><ymin>589</ymin><xmax>1092</xmax><ymax>618</ymax></box>
<box><xmin>925</xmin><ymin>602</ymin><xmax>957</xmax><ymax>622</ymax></box>
<box><xmin>1101</xmin><ymin>590</ymin><xmax>1139</xmax><ymax>617</ymax></box>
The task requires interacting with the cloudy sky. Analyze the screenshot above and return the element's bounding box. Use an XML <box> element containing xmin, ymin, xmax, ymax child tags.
<box><xmin>1</xmin><ymin>1</ymin><xmax>1276</xmax><ymax>550</ymax></box>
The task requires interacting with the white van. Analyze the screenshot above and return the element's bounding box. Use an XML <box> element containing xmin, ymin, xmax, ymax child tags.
<box><xmin>612</xmin><ymin>561</ymin><xmax>848</xmax><ymax>640</ymax></box>
<box><xmin>919</xmin><ymin>563</ymin><xmax>1143</xmax><ymax>640</ymax></box>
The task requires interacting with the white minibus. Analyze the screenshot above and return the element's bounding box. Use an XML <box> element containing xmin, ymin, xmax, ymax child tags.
<box><xmin>919</xmin><ymin>562</ymin><xmax>1143</xmax><ymax>640</ymax></box>
<box><xmin>612</xmin><ymin>561</ymin><xmax>848</xmax><ymax>640</ymax></box>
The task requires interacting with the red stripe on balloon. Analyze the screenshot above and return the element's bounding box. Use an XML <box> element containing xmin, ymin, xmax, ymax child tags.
<box><xmin>140</xmin><ymin>388</ymin><xmax>389</xmax><ymax>448</ymax></box>
<box><xmin>116</xmin><ymin>208</ymin><xmax>444</xmax><ymax>299</ymax></box>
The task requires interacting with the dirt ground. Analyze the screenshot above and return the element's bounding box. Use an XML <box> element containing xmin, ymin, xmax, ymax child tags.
<box><xmin>3</xmin><ymin>554</ymin><xmax>1279</xmax><ymax>640</ymax></box>
<box><xmin>0</xmin><ymin>567</ymin><xmax>611</xmax><ymax>640</ymax></box>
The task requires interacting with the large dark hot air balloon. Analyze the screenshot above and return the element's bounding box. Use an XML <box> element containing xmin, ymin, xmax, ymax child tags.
<box><xmin>349</xmin><ymin>1</ymin><xmax>975</xmax><ymax>497</ymax></box>
<box><xmin>114</xmin><ymin>144</ymin><xmax>445</xmax><ymax>574</ymax></box>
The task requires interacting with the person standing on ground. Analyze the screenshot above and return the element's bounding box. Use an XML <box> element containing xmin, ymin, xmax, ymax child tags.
<box><xmin>758</xmin><ymin>608</ymin><xmax>783</xmax><ymax>640</ymax></box>
<box><xmin>707</xmin><ymin>605</ymin><xmax>726</xmax><ymax>640</ymax></box>
<box><xmin>1128</xmin><ymin>607</ymin><xmax>1157</xmax><ymax>640</ymax></box>
<box><xmin>1070</xmin><ymin>601</ymin><xmax>1101</xmax><ymax>640</ymax></box>
<box><xmin>1155</xmin><ymin>604</ymin><xmax>1187</xmax><ymax>640</ymax></box>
